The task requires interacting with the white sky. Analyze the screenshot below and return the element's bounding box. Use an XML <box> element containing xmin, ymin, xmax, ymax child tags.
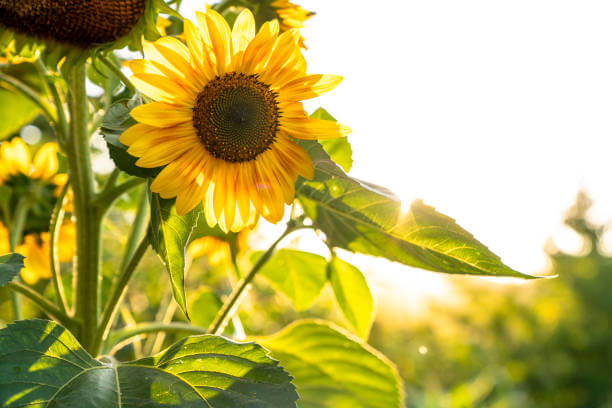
<box><xmin>180</xmin><ymin>1</ymin><xmax>612</xmax><ymax>290</ymax></box>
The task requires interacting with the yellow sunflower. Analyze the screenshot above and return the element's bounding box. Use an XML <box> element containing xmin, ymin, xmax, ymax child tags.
<box><xmin>121</xmin><ymin>8</ymin><xmax>349</xmax><ymax>232</ymax></box>
<box><xmin>270</xmin><ymin>0</ymin><xmax>313</xmax><ymax>48</ymax></box>
<box><xmin>0</xmin><ymin>138</ymin><xmax>75</xmax><ymax>284</ymax></box>
<box><xmin>188</xmin><ymin>228</ymin><xmax>250</xmax><ymax>266</ymax></box>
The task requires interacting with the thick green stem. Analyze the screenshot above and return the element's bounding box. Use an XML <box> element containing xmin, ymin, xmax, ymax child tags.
<box><xmin>93</xmin><ymin>233</ymin><xmax>150</xmax><ymax>356</ymax></box>
<box><xmin>98</xmin><ymin>54</ymin><xmax>136</xmax><ymax>94</ymax></box>
<box><xmin>119</xmin><ymin>187</ymin><xmax>149</xmax><ymax>273</ymax></box>
<box><xmin>49</xmin><ymin>181</ymin><xmax>70</xmax><ymax>314</ymax></box>
<box><xmin>94</xmin><ymin>177</ymin><xmax>146</xmax><ymax>211</ymax></box>
<box><xmin>36</xmin><ymin>59</ymin><xmax>68</xmax><ymax>142</ymax></box>
<box><xmin>66</xmin><ymin>64</ymin><xmax>101</xmax><ymax>352</ymax></box>
<box><xmin>208</xmin><ymin>225</ymin><xmax>298</xmax><ymax>335</ymax></box>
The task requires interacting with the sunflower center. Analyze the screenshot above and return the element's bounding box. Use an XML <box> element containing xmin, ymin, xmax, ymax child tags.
<box><xmin>0</xmin><ymin>0</ymin><xmax>146</xmax><ymax>47</ymax></box>
<box><xmin>193</xmin><ymin>72</ymin><xmax>280</xmax><ymax>163</ymax></box>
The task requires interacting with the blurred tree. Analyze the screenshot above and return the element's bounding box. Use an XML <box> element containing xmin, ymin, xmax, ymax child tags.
<box><xmin>370</xmin><ymin>191</ymin><xmax>612</xmax><ymax>408</ymax></box>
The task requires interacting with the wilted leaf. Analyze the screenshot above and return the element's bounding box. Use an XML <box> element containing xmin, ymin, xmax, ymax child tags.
<box><xmin>255</xmin><ymin>249</ymin><xmax>328</xmax><ymax>311</ymax></box>
<box><xmin>297</xmin><ymin>141</ymin><xmax>535</xmax><ymax>279</ymax></box>
<box><xmin>259</xmin><ymin>319</ymin><xmax>403</xmax><ymax>408</ymax></box>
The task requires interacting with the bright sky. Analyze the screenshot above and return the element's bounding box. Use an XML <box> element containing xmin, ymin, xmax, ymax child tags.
<box><xmin>180</xmin><ymin>0</ymin><xmax>612</xmax><ymax>306</ymax></box>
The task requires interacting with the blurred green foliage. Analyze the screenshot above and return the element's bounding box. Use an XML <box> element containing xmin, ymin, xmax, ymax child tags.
<box><xmin>370</xmin><ymin>191</ymin><xmax>612</xmax><ymax>408</ymax></box>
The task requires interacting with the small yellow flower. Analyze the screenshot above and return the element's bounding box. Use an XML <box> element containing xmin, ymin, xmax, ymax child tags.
<box><xmin>121</xmin><ymin>9</ymin><xmax>349</xmax><ymax>232</ymax></box>
<box><xmin>0</xmin><ymin>138</ymin><xmax>58</xmax><ymax>183</ymax></box>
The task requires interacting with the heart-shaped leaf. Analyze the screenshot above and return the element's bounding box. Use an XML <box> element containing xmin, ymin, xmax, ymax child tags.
<box><xmin>0</xmin><ymin>319</ymin><xmax>298</xmax><ymax>408</ymax></box>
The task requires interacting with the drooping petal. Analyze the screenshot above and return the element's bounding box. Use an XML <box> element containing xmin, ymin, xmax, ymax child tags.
<box><xmin>280</xmin><ymin>117</ymin><xmax>351</xmax><ymax>140</ymax></box>
<box><xmin>131</xmin><ymin>73</ymin><xmax>195</xmax><ymax>106</ymax></box>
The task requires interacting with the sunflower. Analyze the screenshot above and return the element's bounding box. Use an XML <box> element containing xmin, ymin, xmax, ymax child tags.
<box><xmin>0</xmin><ymin>138</ymin><xmax>75</xmax><ymax>284</ymax></box>
<box><xmin>270</xmin><ymin>0</ymin><xmax>313</xmax><ymax>48</ymax></box>
<box><xmin>121</xmin><ymin>8</ymin><xmax>349</xmax><ymax>232</ymax></box>
<box><xmin>188</xmin><ymin>228</ymin><xmax>250</xmax><ymax>267</ymax></box>
<box><xmin>0</xmin><ymin>0</ymin><xmax>174</xmax><ymax>66</ymax></box>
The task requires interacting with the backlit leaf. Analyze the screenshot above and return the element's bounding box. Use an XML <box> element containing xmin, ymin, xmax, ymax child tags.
<box><xmin>310</xmin><ymin>108</ymin><xmax>353</xmax><ymax>172</ymax></box>
<box><xmin>0</xmin><ymin>252</ymin><xmax>24</xmax><ymax>287</ymax></box>
<box><xmin>258</xmin><ymin>319</ymin><xmax>403</xmax><ymax>408</ymax></box>
<box><xmin>296</xmin><ymin>141</ymin><xmax>536</xmax><ymax>279</ymax></box>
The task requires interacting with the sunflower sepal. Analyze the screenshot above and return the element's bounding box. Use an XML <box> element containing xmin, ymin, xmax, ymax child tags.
<box><xmin>101</xmin><ymin>97</ymin><xmax>163</xmax><ymax>179</ymax></box>
<box><xmin>149</xmin><ymin>190</ymin><xmax>201</xmax><ymax>320</ymax></box>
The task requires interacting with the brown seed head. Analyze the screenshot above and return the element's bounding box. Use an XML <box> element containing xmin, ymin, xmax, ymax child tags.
<box><xmin>0</xmin><ymin>0</ymin><xmax>146</xmax><ymax>47</ymax></box>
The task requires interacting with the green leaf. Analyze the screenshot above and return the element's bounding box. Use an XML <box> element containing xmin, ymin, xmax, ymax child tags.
<box><xmin>255</xmin><ymin>249</ymin><xmax>328</xmax><ymax>311</ymax></box>
<box><xmin>0</xmin><ymin>253</ymin><xmax>25</xmax><ymax>287</ymax></box>
<box><xmin>100</xmin><ymin>97</ymin><xmax>162</xmax><ymax>178</ymax></box>
<box><xmin>0</xmin><ymin>319</ymin><xmax>296</xmax><ymax>407</ymax></box>
<box><xmin>310</xmin><ymin>108</ymin><xmax>353</xmax><ymax>172</ymax></box>
<box><xmin>296</xmin><ymin>140</ymin><xmax>536</xmax><ymax>279</ymax></box>
<box><xmin>150</xmin><ymin>192</ymin><xmax>200</xmax><ymax>319</ymax></box>
<box><xmin>0</xmin><ymin>88</ymin><xmax>40</xmax><ymax>140</ymax></box>
<box><xmin>258</xmin><ymin>319</ymin><xmax>404</xmax><ymax>408</ymax></box>
<box><xmin>190</xmin><ymin>286</ymin><xmax>223</xmax><ymax>328</ymax></box>
<box><xmin>328</xmin><ymin>256</ymin><xmax>374</xmax><ymax>339</ymax></box>
<box><xmin>137</xmin><ymin>335</ymin><xmax>299</xmax><ymax>407</ymax></box>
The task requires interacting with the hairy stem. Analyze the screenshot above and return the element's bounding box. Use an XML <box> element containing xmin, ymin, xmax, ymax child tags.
<box><xmin>66</xmin><ymin>64</ymin><xmax>101</xmax><ymax>352</ymax></box>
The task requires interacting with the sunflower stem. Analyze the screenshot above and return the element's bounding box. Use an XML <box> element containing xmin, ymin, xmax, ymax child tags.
<box><xmin>93</xmin><ymin>232</ymin><xmax>150</xmax><ymax>357</ymax></box>
<box><xmin>8</xmin><ymin>197</ymin><xmax>30</xmax><ymax>321</ymax></box>
<box><xmin>49</xmin><ymin>180</ymin><xmax>71</xmax><ymax>315</ymax></box>
<box><xmin>105</xmin><ymin>322</ymin><xmax>207</xmax><ymax>355</ymax></box>
<box><xmin>119</xmin><ymin>187</ymin><xmax>149</xmax><ymax>273</ymax></box>
<box><xmin>208</xmin><ymin>224</ymin><xmax>300</xmax><ymax>335</ymax></box>
<box><xmin>0</xmin><ymin>71</ymin><xmax>58</xmax><ymax>130</ymax></box>
<box><xmin>7</xmin><ymin>282</ymin><xmax>78</xmax><ymax>331</ymax></box>
<box><xmin>94</xmin><ymin>177</ymin><xmax>147</xmax><ymax>211</ymax></box>
<box><xmin>98</xmin><ymin>54</ymin><xmax>136</xmax><ymax>94</ymax></box>
<box><xmin>66</xmin><ymin>64</ymin><xmax>102</xmax><ymax>353</ymax></box>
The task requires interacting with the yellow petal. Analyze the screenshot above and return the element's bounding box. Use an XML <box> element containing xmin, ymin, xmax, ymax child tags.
<box><xmin>240</xmin><ymin>20</ymin><xmax>280</xmax><ymax>74</ymax></box>
<box><xmin>143</xmin><ymin>37</ymin><xmax>204</xmax><ymax>92</ymax></box>
<box><xmin>130</xmin><ymin>102</ymin><xmax>193</xmax><ymax>128</ymax></box>
<box><xmin>134</xmin><ymin>135</ymin><xmax>200</xmax><ymax>168</ymax></box>
<box><xmin>31</xmin><ymin>143</ymin><xmax>58</xmax><ymax>179</ymax></box>
<box><xmin>2</xmin><ymin>138</ymin><xmax>31</xmax><ymax>175</ymax></box>
<box><xmin>131</xmin><ymin>74</ymin><xmax>195</xmax><ymax>106</ymax></box>
<box><xmin>184</xmin><ymin>18</ymin><xmax>217</xmax><ymax>80</ymax></box>
<box><xmin>204</xmin><ymin>9</ymin><xmax>232</xmax><ymax>74</ymax></box>
<box><xmin>232</xmin><ymin>9</ymin><xmax>256</xmax><ymax>56</ymax></box>
<box><xmin>176</xmin><ymin>181</ymin><xmax>204</xmax><ymax>215</ymax></box>
<box><xmin>120</xmin><ymin>123</ymin><xmax>158</xmax><ymax>146</ymax></box>
<box><xmin>280</xmin><ymin>74</ymin><xmax>343</xmax><ymax>101</ymax></box>
<box><xmin>280</xmin><ymin>117</ymin><xmax>351</xmax><ymax>140</ymax></box>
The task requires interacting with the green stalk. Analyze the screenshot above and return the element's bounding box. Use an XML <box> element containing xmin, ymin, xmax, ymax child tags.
<box><xmin>98</xmin><ymin>54</ymin><xmax>136</xmax><ymax>94</ymax></box>
<box><xmin>66</xmin><ymin>64</ymin><xmax>102</xmax><ymax>352</ymax></box>
<box><xmin>208</xmin><ymin>225</ymin><xmax>298</xmax><ymax>335</ymax></box>
<box><xmin>35</xmin><ymin>59</ymin><xmax>68</xmax><ymax>143</ymax></box>
<box><xmin>8</xmin><ymin>197</ymin><xmax>30</xmax><ymax>320</ymax></box>
<box><xmin>119</xmin><ymin>187</ymin><xmax>149</xmax><ymax>273</ymax></box>
<box><xmin>8</xmin><ymin>282</ymin><xmax>77</xmax><ymax>331</ymax></box>
<box><xmin>49</xmin><ymin>181</ymin><xmax>70</xmax><ymax>314</ymax></box>
<box><xmin>93</xmin><ymin>233</ymin><xmax>150</xmax><ymax>356</ymax></box>
<box><xmin>105</xmin><ymin>322</ymin><xmax>207</xmax><ymax>354</ymax></box>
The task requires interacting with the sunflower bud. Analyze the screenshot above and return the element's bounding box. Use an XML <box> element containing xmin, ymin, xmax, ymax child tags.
<box><xmin>0</xmin><ymin>0</ymin><xmax>146</xmax><ymax>48</ymax></box>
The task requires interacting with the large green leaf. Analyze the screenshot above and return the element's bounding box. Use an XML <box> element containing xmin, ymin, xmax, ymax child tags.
<box><xmin>328</xmin><ymin>256</ymin><xmax>374</xmax><ymax>339</ymax></box>
<box><xmin>0</xmin><ymin>252</ymin><xmax>25</xmax><ymax>287</ymax></box>
<box><xmin>137</xmin><ymin>335</ymin><xmax>299</xmax><ymax>407</ymax></box>
<box><xmin>258</xmin><ymin>319</ymin><xmax>403</xmax><ymax>408</ymax></box>
<box><xmin>296</xmin><ymin>140</ymin><xmax>535</xmax><ymax>279</ymax></box>
<box><xmin>100</xmin><ymin>98</ymin><xmax>162</xmax><ymax>178</ymax></box>
<box><xmin>255</xmin><ymin>249</ymin><xmax>328</xmax><ymax>311</ymax></box>
<box><xmin>310</xmin><ymin>108</ymin><xmax>353</xmax><ymax>172</ymax></box>
<box><xmin>0</xmin><ymin>319</ymin><xmax>298</xmax><ymax>408</ymax></box>
<box><xmin>150</xmin><ymin>193</ymin><xmax>200</xmax><ymax>319</ymax></box>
